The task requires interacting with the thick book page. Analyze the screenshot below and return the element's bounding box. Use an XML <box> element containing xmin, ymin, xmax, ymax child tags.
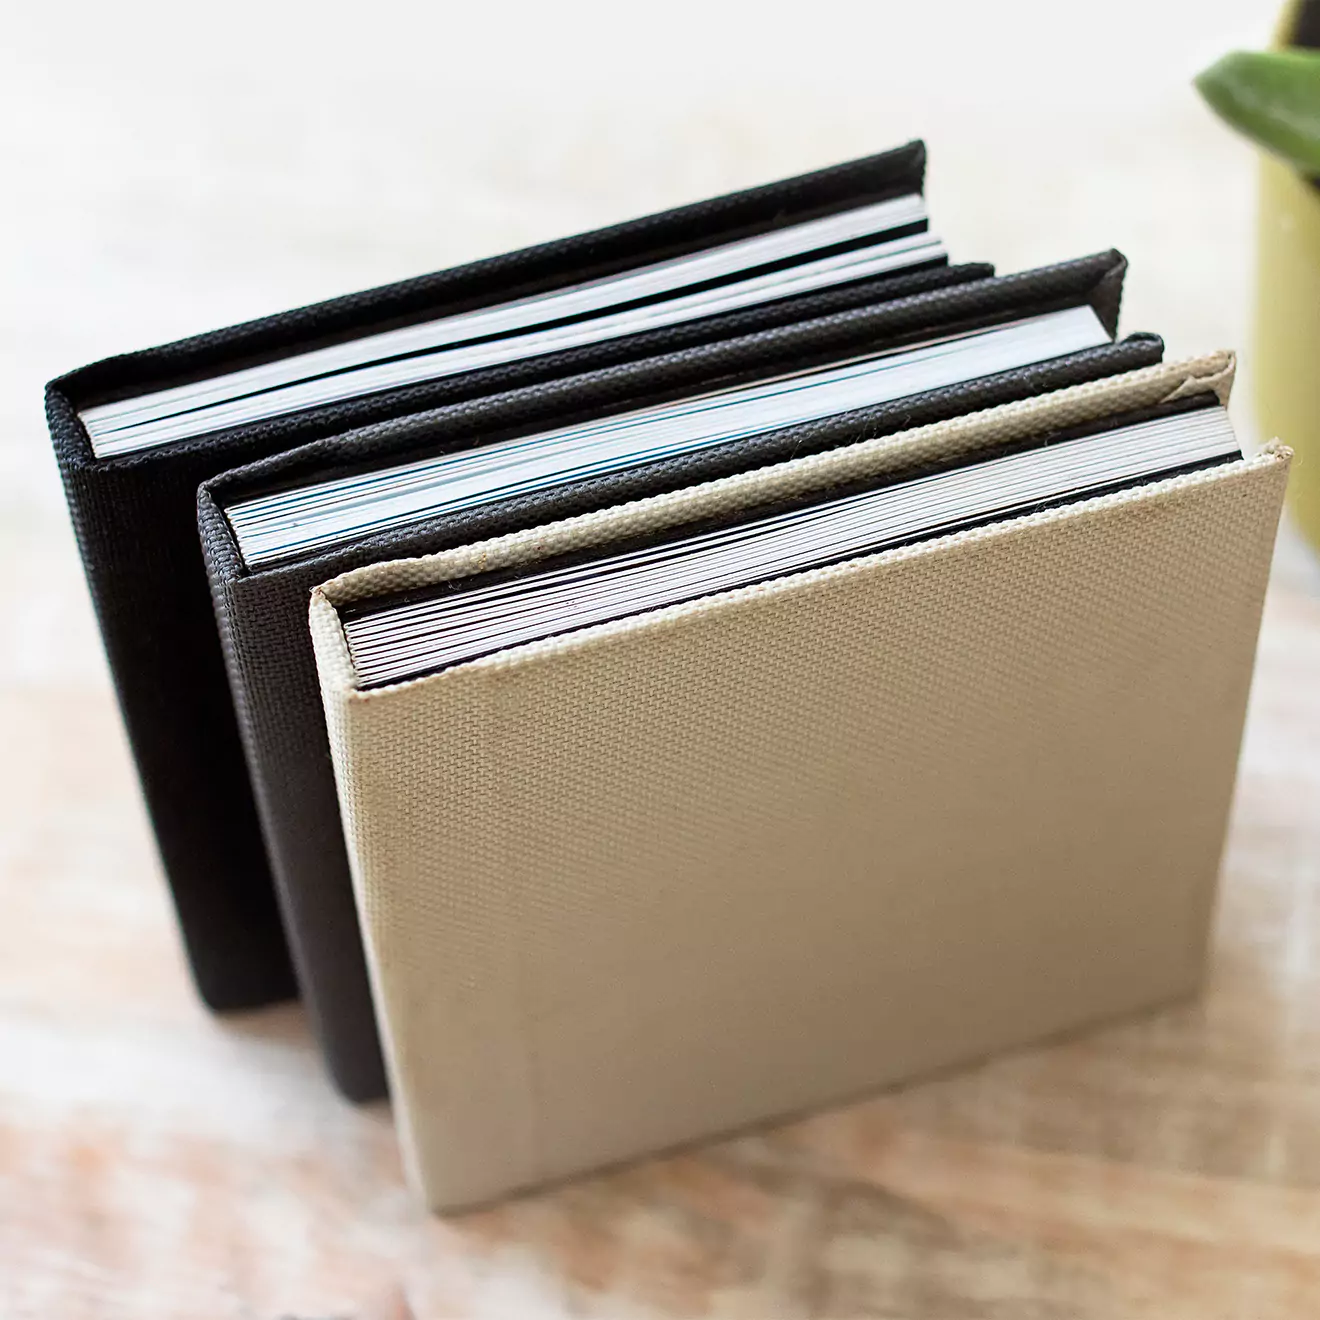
<box><xmin>225</xmin><ymin>305</ymin><xmax>1112</xmax><ymax>568</ymax></box>
<box><xmin>82</xmin><ymin>194</ymin><xmax>939</xmax><ymax>456</ymax></box>
<box><xmin>341</xmin><ymin>406</ymin><xmax>1240</xmax><ymax>686</ymax></box>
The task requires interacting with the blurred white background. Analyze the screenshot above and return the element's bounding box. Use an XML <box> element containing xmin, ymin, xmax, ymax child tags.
<box><xmin>0</xmin><ymin>0</ymin><xmax>1299</xmax><ymax>680</ymax></box>
<box><xmin>4</xmin><ymin>6</ymin><xmax>1319</xmax><ymax>1314</ymax></box>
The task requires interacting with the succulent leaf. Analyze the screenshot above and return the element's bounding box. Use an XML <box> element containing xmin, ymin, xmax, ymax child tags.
<box><xmin>1196</xmin><ymin>49</ymin><xmax>1320</xmax><ymax>175</ymax></box>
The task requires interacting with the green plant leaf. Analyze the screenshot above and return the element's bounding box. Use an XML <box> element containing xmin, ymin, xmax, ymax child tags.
<box><xmin>1196</xmin><ymin>49</ymin><xmax>1320</xmax><ymax>175</ymax></box>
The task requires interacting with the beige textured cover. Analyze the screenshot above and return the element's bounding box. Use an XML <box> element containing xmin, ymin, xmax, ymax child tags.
<box><xmin>310</xmin><ymin>355</ymin><xmax>1289</xmax><ymax>1212</ymax></box>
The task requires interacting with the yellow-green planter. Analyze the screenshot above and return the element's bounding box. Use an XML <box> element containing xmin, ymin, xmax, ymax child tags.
<box><xmin>1257</xmin><ymin>145</ymin><xmax>1320</xmax><ymax>550</ymax></box>
<box><xmin>1255</xmin><ymin>2</ymin><xmax>1320</xmax><ymax>550</ymax></box>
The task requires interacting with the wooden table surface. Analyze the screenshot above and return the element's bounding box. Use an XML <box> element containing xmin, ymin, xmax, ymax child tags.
<box><xmin>2</xmin><ymin>578</ymin><xmax>1318</xmax><ymax>1319</ymax></box>
<box><xmin>5</xmin><ymin>1</ymin><xmax>1320</xmax><ymax>1314</ymax></box>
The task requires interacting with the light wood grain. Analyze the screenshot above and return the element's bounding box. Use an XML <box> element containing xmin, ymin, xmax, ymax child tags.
<box><xmin>1</xmin><ymin>588</ymin><xmax>1319</xmax><ymax>1319</ymax></box>
<box><xmin>5</xmin><ymin>0</ymin><xmax>1320</xmax><ymax>1312</ymax></box>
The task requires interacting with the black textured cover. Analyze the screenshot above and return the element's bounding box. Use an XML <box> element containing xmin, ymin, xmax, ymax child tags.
<box><xmin>46</xmin><ymin>142</ymin><xmax>948</xmax><ymax>1012</ymax></box>
<box><xmin>201</xmin><ymin>250</ymin><xmax>1156</xmax><ymax>1100</ymax></box>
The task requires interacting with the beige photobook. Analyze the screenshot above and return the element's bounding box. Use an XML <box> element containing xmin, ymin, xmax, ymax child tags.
<box><xmin>309</xmin><ymin>354</ymin><xmax>1288</xmax><ymax>1212</ymax></box>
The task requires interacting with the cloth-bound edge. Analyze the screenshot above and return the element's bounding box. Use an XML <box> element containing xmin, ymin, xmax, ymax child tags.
<box><xmin>316</xmin><ymin>441</ymin><xmax>1289</xmax><ymax>706</ymax></box>
<box><xmin>55</xmin><ymin>143</ymin><xmax>927</xmax><ymax>412</ymax></box>
<box><xmin>458</xmin><ymin>444</ymin><xmax>1289</xmax><ymax>677</ymax></box>
<box><xmin>307</xmin><ymin>585</ymin><xmax>428</xmax><ymax>1195</ymax></box>
<box><xmin>310</xmin><ymin>353</ymin><xmax>1247</xmax><ymax>699</ymax></box>
<box><xmin>307</xmin><ymin>421</ymin><xmax>1288</xmax><ymax>1206</ymax></box>
<box><xmin>312</xmin><ymin>352</ymin><xmax>1236</xmax><ymax>626</ymax></box>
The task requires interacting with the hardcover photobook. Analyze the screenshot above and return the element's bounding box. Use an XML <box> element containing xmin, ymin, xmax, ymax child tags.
<box><xmin>48</xmin><ymin>141</ymin><xmax>1287</xmax><ymax>1209</ymax></box>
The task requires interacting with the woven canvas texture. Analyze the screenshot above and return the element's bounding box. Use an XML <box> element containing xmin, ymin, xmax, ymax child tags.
<box><xmin>312</xmin><ymin>432</ymin><xmax>1286</xmax><ymax>1211</ymax></box>
<box><xmin>47</xmin><ymin>141</ymin><xmax>941</xmax><ymax>1012</ymax></box>
<box><xmin>57</xmin><ymin>143</ymin><xmax>929</xmax><ymax>418</ymax></box>
<box><xmin>317</xmin><ymin>351</ymin><xmax>1234</xmax><ymax>609</ymax></box>
<box><xmin>200</xmin><ymin>257</ymin><xmax>1143</xmax><ymax>1094</ymax></box>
